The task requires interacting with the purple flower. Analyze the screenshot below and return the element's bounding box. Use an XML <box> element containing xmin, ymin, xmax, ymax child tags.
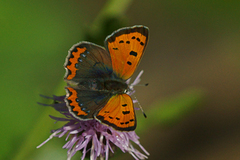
<box><xmin>37</xmin><ymin>71</ymin><xmax>149</xmax><ymax>160</ymax></box>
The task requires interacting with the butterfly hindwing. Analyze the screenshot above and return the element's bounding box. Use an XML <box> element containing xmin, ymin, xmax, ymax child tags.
<box><xmin>95</xmin><ymin>94</ymin><xmax>136</xmax><ymax>131</ymax></box>
<box><xmin>105</xmin><ymin>25</ymin><xmax>149</xmax><ymax>80</ymax></box>
<box><xmin>65</xmin><ymin>87</ymin><xmax>110</xmax><ymax>119</ymax></box>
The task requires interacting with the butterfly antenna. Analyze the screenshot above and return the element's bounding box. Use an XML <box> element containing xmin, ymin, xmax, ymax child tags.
<box><xmin>133</xmin><ymin>95</ymin><xmax>147</xmax><ymax>118</ymax></box>
<box><xmin>134</xmin><ymin>83</ymin><xmax>149</xmax><ymax>87</ymax></box>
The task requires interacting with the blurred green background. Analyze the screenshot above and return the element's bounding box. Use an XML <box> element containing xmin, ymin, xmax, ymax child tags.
<box><xmin>1</xmin><ymin>0</ymin><xmax>240</xmax><ymax>160</ymax></box>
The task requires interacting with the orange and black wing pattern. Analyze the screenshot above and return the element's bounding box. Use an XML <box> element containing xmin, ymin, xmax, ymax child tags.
<box><xmin>95</xmin><ymin>94</ymin><xmax>136</xmax><ymax>131</ymax></box>
<box><xmin>105</xmin><ymin>26</ymin><xmax>149</xmax><ymax>80</ymax></box>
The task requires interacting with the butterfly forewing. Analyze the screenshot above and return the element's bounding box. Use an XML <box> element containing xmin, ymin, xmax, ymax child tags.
<box><xmin>64</xmin><ymin>42</ymin><xmax>112</xmax><ymax>83</ymax></box>
<box><xmin>105</xmin><ymin>26</ymin><xmax>149</xmax><ymax>80</ymax></box>
<box><xmin>96</xmin><ymin>94</ymin><xmax>136</xmax><ymax>131</ymax></box>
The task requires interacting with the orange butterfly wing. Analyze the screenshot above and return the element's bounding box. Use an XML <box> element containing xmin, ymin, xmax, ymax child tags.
<box><xmin>105</xmin><ymin>26</ymin><xmax>149</xmax><ymax>80</ymax></box>
<box><xmin>95</xmin><ymin>94</ymin><xmax>136</xmax><ymax>131</ymax></box>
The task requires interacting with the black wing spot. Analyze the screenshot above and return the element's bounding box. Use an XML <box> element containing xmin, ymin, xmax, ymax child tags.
<box><xmin>67</xmin><ymin>69</ymin><xmax>72</xmax><ymax>75</ymax></box>
<box><xmin>126</xmin><ymin>41</ymin><xmax>130</xmax><ymax>44</ymax></box>
<box><xmin>122</xmin><ymin>104</ymin><xmax>127</xmax><ymax>107</ymax></box>
<box><xmin>136</xmin><ymin>38</ymin><xmax>140</xmax><ymax>42</ymax></box>
<box><xmin>132</xmin><ymin>36</ymin><xmax>136</xmax><ymax>39</ymax></box>
<box><xmin>140</xmin><ymin>42</ymin><xmax>144</xmax><ymax>46</ymax></box>
<box><xmin>67</xmin><ymin>99</ymin><xmax>73</xmax><ymax>104</ymax></box>
<box><xmin>122</xmin><ymin>111</ymin><xmax>130</xmax><ymax>115</ymax></box>
<box><xmin>113</xmin><ymin>48</ymin><xmax>118</xmax><ymax>50</ymax></box>
<box><xmin>109</xmin><ymin>116</ymin><xmax>113</xmax><ymax>119</ymax></box>
<box><xmin>127</xmin><ymin>61</ymin><xmax>132</xmax><ymax>65</ymax></box>
<box><xmin>116</xmin><ymin>117</ymin><xmax>120</xmax><ymax>120</ymax></box>
<box><xmin>104</xmin><ymin>111</ymin><xmax>110</xmax><ymax>113</ymax></box>
<box><xmin>120</xmin><ymin>122</ymin><xmax>124</xmax><ymax>125</ymax></box>
<box><xmin>130</xmin><ymin>51</ymin><xmax>137</xmax><ymax>57</ymax></box>
<box><xmin>125</xmin><ymin>121</ymin><xmax>129</xmax><ymax>124</ymax></box>
<box><xmin>130</xmin><ymin>119</ymin><xmax>134</xmax><ymax>122</ymax></box>
<box><xmin>66</xmin><ymin>61</ymin><xmax>72</xmax><ymax>66</ymax></box>
<box><xmin>72</xmin><ymin>47</ymin><xmax>78</xmax><ymax>52</ymax></box>
<box><xmin>119</xmin><ymin>40</ymin><xmax>124</xmax><ymax>43</ymax></box>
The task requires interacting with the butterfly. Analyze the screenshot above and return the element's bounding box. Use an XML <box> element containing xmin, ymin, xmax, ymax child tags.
<box><xmin>64</xmin><ymin>25</ymin><xmax>149</xmax><ymax>131</ymax></box>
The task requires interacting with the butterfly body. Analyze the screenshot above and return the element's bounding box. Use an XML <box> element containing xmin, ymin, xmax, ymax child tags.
<box><xmin>64</xmin><ymin>26</ymin><xmax>149</xmax><ymax>131</ymax></box>
<box><xmin>104</xmin><ymin>79</ymin><xmax>128</xmax><ymax>93</ymax></box>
